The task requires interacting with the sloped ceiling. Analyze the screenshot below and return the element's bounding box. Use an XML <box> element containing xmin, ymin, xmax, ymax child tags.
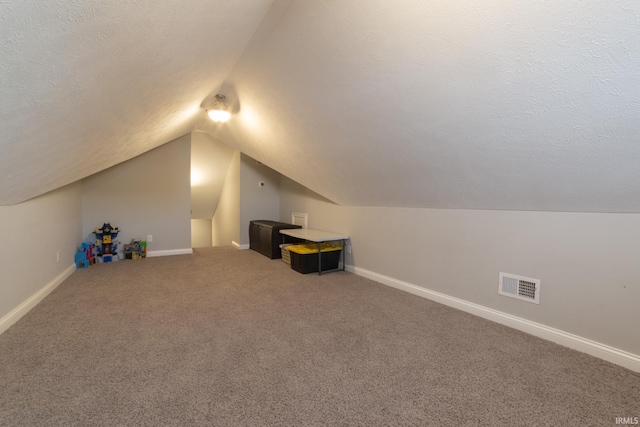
<box><xmin>199</xmin><ymin>0</ymin><xmax>640</xmax><ymax>212</ymax></box>
<box><xmin>0</xmin><ymin>0</ymin><xmax>273</xmax><ymax>205</ymax></box>
<box><xmin>3</xmin><ymin>1</ymin><xmax>640</xmax><ymax>213</ymax></box>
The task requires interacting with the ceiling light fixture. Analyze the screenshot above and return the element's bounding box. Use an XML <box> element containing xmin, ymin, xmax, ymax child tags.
<box><xmin>207</xmin><ymin>94</ymin><xmax>231</xmax><ymax>122</ymax></box>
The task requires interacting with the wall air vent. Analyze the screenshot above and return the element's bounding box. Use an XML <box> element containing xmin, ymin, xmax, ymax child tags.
<box><xmin>291</xmin><ymin>212</ymin><xmax>308</xmax><ymax>228</ymax></box>
<box><xmin>498</xmin><ymin>272</ymin><xmax>540</xmax><ymax>304</ymax></box>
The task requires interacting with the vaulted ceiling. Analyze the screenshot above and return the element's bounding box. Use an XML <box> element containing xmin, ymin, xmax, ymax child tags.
<box><xmin>0</xmin><ymin>0</ymin><xmax>273</xmax><ymax>205</ymax></box>
<box><xmin>3</xmin><ymin>1</ymin><xmax>640</xmax><ymax>212</ymax></box>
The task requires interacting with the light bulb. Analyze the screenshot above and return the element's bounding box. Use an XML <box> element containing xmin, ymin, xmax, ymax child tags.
<box><xmin>207</xmin><ymin>109</ymin><xmax>231</xmax><ymax>122</ymax></box>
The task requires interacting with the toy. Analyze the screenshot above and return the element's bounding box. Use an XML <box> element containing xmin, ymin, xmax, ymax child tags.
<box><xmin>124</xmin><ymin>239</ymin><xmax>147</xmax><ymax>260</ymax></box>
<box><xmin>75</xmin><ymin>241</ymin><xmax>97</xmax><ymax>268</ymax></box>
<box><xmin>80</xmin><ymin>241</ymin><xmax>96</xmax><ymax>266</ymax></box>
<box><xmin>94</xmin><ymin>223</ymin><xmax>120</xmax><ymax>262</ymax></box>
<box><xmin>75</xmin><ymin>251</ymin><xmax>88</xmax><ymax>269</ymax></box>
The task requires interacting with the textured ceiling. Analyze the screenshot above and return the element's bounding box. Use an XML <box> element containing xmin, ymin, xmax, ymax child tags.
<box><xmin>3</xmin><ymin>1</ymin><xmax>640</xmax><ymax>213</ymax></box>
<box><xmin>199</xmin><ymin>0</ymin><xmax>640</xmax><ymax>212</ymax></box>
<box><xmin>0</xmin><ymin>0</ymin><xmax>272</xmax><ymax>205</ymax></box>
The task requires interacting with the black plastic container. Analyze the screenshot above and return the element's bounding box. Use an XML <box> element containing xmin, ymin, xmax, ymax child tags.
<box><xmin>289</xmin><ymin>248</ymin><xmax>342</xmax><ymax>274</ymax></box>
<box><xmin>249</xmin><ymin>220</ymin><xmax>302</xmax><ymax>259</ymax></box>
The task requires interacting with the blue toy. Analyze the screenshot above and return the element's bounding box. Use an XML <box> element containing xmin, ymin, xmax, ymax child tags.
<box><xmin>75</xmin><ymin>251</ymin><xmax>89</xmax><ymax>269</ymax></box>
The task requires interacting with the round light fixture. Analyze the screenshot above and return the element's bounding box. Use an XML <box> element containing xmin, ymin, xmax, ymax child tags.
<box><xmin>207</xmin><ymin>94</ymin><xmax>231</xmax><ymax>122</ymax></box>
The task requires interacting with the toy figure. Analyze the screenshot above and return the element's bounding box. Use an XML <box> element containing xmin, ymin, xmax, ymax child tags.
<box><xmin>94</xmin><ymin>223</ymin><xmax>120</xmax><ymax>262</ymax></box>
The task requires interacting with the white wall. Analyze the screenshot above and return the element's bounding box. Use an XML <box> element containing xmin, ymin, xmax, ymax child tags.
<box><xmin>239</xmin><ymin>153</ymin><xmax>281</xmax><ymax>246</ymax></box>
<box><xmin>190</xmin><ymin>132</ymin><xmax>235</xmax><ymax>219</ymax></box>
<box><xmin>212</xmin><ymin>150</ymin><xmax>241</xmax><ymax>246</ymax></box>
<box><xmin>82</xmin><ymin>135</ymin><xmax>191</xmax><ymax>253</ymax></box>
<box><xmin>191</xmin><ymin>219</ymin><xmax>212</xmax><ymax>248</ymax></box>
<box><xmin>279</xmin><ymin>176</ymin><xmax>640</xmax><ymax>357</ymax></box>
<box><xmin>0</xmin><ymin>182</ymin><xmax>82</xmax><ymax>324</ymax></box>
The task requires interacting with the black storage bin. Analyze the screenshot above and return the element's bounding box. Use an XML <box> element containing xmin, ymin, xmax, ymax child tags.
<box><xmin>289</xmin><ymin>246</ymin><xmax>342</xmax><ymax>274</ymax></box>
<box><xmin>249</xmin><ymin>220</ymin><xmax>302</xmax><ymax>259</ymax></box>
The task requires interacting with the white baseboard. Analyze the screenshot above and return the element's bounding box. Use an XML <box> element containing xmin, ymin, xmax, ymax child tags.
<box><xmin>0</xmin><ymin>264</ymin><xmax>75</xmax><ymax>336</ymax></box>
<box><xmin>232</xmin><ymin>241</ymin><xmax>250</xmax><ymax>250</ymax></box>
<box><xmin>147</xmin><ymin>248</ymin><xmax>193</xmax><ymax>258</ymax></box>
<box><xmin>346</xmin><ymin>265</ymin><xmax>640</xmax><ymax>373</ymax></box>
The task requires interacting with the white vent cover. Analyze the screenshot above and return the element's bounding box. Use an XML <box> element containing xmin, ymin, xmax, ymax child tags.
<box><xmin>498</xmin><ymin>272</ymin><xmax>540</xmax><ymax>304</ymax></box>
<box><xmin>291</xmin><ymin>212</ymin><xmax>308</xmax><ymax>228</ymax></box>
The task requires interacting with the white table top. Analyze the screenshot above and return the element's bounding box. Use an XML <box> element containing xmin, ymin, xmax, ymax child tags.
<box><xmin>279</xmin><ymin>228</ymin><xmax>349</xmax><ymax>242</ymax></box>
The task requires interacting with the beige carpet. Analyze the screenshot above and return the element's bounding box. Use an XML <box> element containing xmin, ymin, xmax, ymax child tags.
<box><xmin>0</xmin><ymin>247</ymin><xmax>638</xmax><ymax>426</ymax></box>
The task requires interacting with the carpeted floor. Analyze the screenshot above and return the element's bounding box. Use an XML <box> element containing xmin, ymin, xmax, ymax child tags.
<box><xmin>0</xmin><ymin>247</ymin><xmax>638</xmax><ymax>426</ymax></box>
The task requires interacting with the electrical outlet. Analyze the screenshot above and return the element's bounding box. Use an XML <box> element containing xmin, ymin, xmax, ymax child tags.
<box><xmin>347</xmin><ymin>245</ymin><xmax>352</xmax><ymax>254</ymax></box>
<box><xmin>147</xmin><ymin>235</ymin><xmax>153</xmax><ymax>242</ymax></box>
<box><xmin>56</xmin><ymin>251</ymin><xmax>60</xmax><ymax>262</ymax></box>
